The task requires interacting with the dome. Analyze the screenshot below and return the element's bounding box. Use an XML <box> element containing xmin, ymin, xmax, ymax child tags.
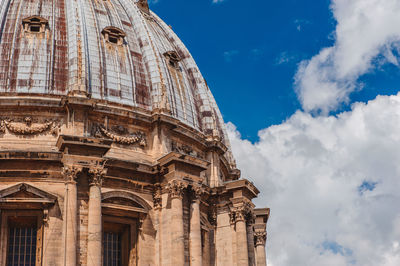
<box><xmin>0</xmin><ymin>0</ymin><xmax>235</xmax><ymax>166</ymax></box>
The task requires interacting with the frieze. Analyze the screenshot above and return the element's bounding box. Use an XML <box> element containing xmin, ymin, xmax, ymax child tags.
<box><xmin>93</xmin><ymin>124</ymin><xmax>146</xmax><ymax>147</ymax></box>
<box><xmin>0</xmin><ymin>116</ymin><xmax>60</xmax><ymax>136</ymax></box>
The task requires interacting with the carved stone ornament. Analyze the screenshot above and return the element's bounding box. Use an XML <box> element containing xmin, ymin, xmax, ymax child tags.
<box><xmin>62</xmin><ymin>166</ymin><xmax>83</xmax><ymax>184</ymax></box>
<box><xmin>208</xmin><ymin>207</ymin><xmax>217</xmax><ymax>226</ymax></box>
<box><xmin>1</xmin><ymin>116</ymin><xmax>60</xmax><ymax>136</ymax></box>
<box><xmin>192</xmin><ymin>185</ymin><xmax>204</xmax><ymax>201</ymax></box>
<box><xmin>88</xmin><ymin>166</ymin><xmax>107</xmax><ymax>187</ymax></box>
<box><xmin>171</xmin><ymin>140</ymin><xmax>205</xmax><ymax>159</ymax></box>
<box><xmin>153</xmin><ymin>184</ymin><xmax>162</xmax><ymax>210</ymax></box>
<box><xmin>93</xmin><ymin>124</ymin><xmax>146</xmax><ymax>147</ymax></box>
<box><xmin>231</xmin><ymin>203</ymin><xmax>253</xmax><ymax>223</ymax></box>
<box><xmin>254</xmin><ymin>231</ymin><xmax>267</xmax><ymax>247</ymax></box>
<box><xmin>166</xmin><ymin>180</ymin><xmax>187</xmax><ymax>199</ymax></box>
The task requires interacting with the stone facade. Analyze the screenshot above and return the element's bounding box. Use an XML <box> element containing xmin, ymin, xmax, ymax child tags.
<box><xmin>0</xmin><ymin>0</ymin><xmax>269</xmax><ymax>265</ymax></box>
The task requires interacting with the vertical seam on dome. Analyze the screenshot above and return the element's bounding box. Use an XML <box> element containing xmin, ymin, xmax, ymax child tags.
<box><xmin>5</xmin><ymin>0</ymin><xmax>23</xmax><ymax>91</ymax></box>
<box><xmin>147</xmin><ymin>21</ymin><xmax>177</xmax><ymax>117</ymax></box>
<box><xmin>111</xmin><ymin>0</ymin><xmax>137</xmax><ymax>105</ymax></box>
<box><xmin>87</xmin><ymin>0</ymin><xmax>105</xmax><ymax>98</ymax></box>
<box><xmin>136</xmin><ymin>9</ymin><xmax>169</xmax><ymax>112</ymax></box>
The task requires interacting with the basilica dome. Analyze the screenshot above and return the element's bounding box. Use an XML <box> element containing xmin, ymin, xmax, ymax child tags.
<box><xmin>0</xmin><ymin>1</ymin><xmax>269</xmax><ymax>266</ymax></box>
<box><xmin>0</xmin><ymin>0</ymin><xmax>234</xmax><ymax>165</ymax></box>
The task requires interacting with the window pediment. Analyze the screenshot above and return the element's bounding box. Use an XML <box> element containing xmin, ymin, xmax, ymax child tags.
<box><xmin>22</xmin><ymin>16</ymin><xmax>48</xmax><ymax>34</ymax></box>
<box><xmin>0</xmin><ymin>183</ymin><xmax>57</xmax><ymax>207</ymax></box>
<box><xmin>102</xmin><ymin>26</ymin><xmax>126</xmax><ymax>45</ymax></box>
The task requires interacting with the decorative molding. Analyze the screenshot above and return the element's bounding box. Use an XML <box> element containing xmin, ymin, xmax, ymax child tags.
<box><xmin>93</xmin><ymin>124</ymin><xmax>146</xmax><ymax>147</ymax></box>
<box><xmin>62</xmin><ymin>166</ymin><xmax>83</xmax><ymax>184</ymax></box>
<box><xmin>171</xmin><ymin>140</ymin><xmax>205</xmax><ymax>159</ymax></box>
<box><xmin>192</xmin><ymin>185</ymin><xmax>204</xmax><ymax>201</ymax></box>
<box><xmin>231</xmin><ymin>203</ymin><xmax>253</xmax><ymax>223</ymax></box>
<box><xmin>153</xmin><ymin>184</ymin><xmax>162</xmax><ymax>210</ymax></box>
<box><xmin>254</xmin><ymin>231</ymin><xmax>267</xmax><ymax>247</ymax></box>
<box><xmin>208</xmin><ymin>207</ymin><xmax>217</xmax><ymax>227</ymax></box>
<box><xmin>88</xmin><ymin>166</ymin><xmax>107</xmax><ymax>187</ymax></box>
<box><xmin>166</xmin><ymin>180</ymin><xmax>187</xmax><ymax>199</ymax></box>
<box><xmin>1</xmin><ymin>116</ymin><xmax>60</xmax><ymax>136</ymax></box>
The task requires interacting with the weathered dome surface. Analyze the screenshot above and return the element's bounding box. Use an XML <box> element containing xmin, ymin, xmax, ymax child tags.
<box><xmin>0</xmin><ymin>0</ymin><xmax>234</xmax><ymax>165</ymax></box>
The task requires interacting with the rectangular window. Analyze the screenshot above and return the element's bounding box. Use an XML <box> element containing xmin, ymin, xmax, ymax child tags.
<box><xmin>102</xmin><ymin>219</ymin><xmax>134</xmax><ymax>266</ymax></box>
<box><xmin>0</xmin><ymin>211</ymin><xmax>43</xmax><ymax>266</ymax></box>
<box><xmin>103</xmin><ymin>231</ymin><xmax>122</xmax><ymax>266</ymax></box>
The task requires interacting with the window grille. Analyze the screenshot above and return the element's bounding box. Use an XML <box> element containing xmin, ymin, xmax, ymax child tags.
<box><xmin>7</xmin><ymin>227</ymin><xmax>37</xmax><ymax>266</ymax></box>
<box><xmin>103</xmin><ymin>232</ymin><xmax>122</xmax><ymax>266</ymax></box>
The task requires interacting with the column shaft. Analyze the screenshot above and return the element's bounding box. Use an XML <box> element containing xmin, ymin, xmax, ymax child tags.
<box><xmin>256</xmin><ymin>245</ymin><xmax>266</xmax><ymax>266</ymax></box>
<box><xmin>64</xmin><ymin>182</ymin><xmax>78</xmax><ymax>266</ymax></box>
<box><xmin>236</xmin><ymin>219</ymin><xmax>249</xmax><ymax>266</ymax></box>
<box><xmin>190</xmin><ymin>200</ymin><xmax>202</xmax><ymax>266</ymax></box>
<box><xmin>87</xmin><ymin>184</ymin><xmax>102</xmax><ymax>266</ymax></box>
<box><xmin>171</xmin><ymin>196</ymin><xmax>185</xmax><ymax>265</ymax></box>
<box><xmin>247</xmin><ymin>223</ymin><xmax>256</xmax><ymax>266</ymax></box>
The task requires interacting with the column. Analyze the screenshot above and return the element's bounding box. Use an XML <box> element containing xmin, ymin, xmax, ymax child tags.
<box><xmin>255</xmin><ymin>231</ymin><xmax>267</xmax><ymax>266</ymax></box>
<box><xmin>246</xmin><ymin>215</ymin><xmax>256</xmax><ymax>266</ymax></box>
<box><xmin>87</xmin><ymin>166</ymin><xmax>107</xmax><ymax>266</ymax></box>
<box><xmin>190</xmin><ymin>186</ymin><xmax>203</xmax><ymax>266</ymax></box>
<box><xmin>167</xmin><ymin>180</ymin><xmax>186</xmax><ymax>265</ymax></box>
<box><xmin>153</xmin><ymin>184</ymin><xmax>162</xmax><ymax>266</ymax></box>
<box><xmin>62</xmin><ymin>166</ymin><xmax>82</xmax><ymax>266</ymax></box>
<box><xmin>233</xmin><ymin>207</ymin><xmax>249</xmax><ymax>266</ymax></box>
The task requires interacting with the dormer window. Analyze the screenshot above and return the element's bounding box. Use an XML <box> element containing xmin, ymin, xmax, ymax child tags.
<box><xmin>22</xmin><ymin>16</ymin><xmax>48</xmax><ymax>34</ymax></box>
<box><xmin>164</xmin><ymin>51</ymin><xmax>181</xmax><ymax>69</ymax></box>
<box><xmin>102</xmin><ymin>27</ymin><xmax>126</xmax><ymax>45</ymax></box>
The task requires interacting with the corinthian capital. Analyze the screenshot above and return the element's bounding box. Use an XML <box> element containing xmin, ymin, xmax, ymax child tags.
<box><xmin>166</xmin><ymin>180</ymin><xmax>187</xmax><ymax>199</ymax></box>
<box><xmin>254</xmin><ymin>230</ymin><xmax>267</xmax><ymax>247</ymax></box>
<box><xmin>88</xmin><ymin>165</ymin><xmax>107</xmax><ymax>187</ymax></box>
<box><xmin>62</xmin><ymin>165</ymin><xmax>82</xmax><ymax>184</ymax></box>
<box><xmin>192</xmin><ymin>185</ymin><xmax>205</xmax><ymax>201</ymax></box>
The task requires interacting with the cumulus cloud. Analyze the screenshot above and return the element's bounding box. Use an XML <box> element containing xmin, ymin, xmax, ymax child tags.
<box><xmin>295</xmin><ymin>0</ymin><xmax>400</xmax><ymax>113</ymax></box>
<box><xmin>227</xmin><ymin>93</ymin><xmax>400</xmax><ymax>266</ymax></box>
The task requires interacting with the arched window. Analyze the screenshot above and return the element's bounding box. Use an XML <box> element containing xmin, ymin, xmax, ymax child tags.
<box><xmin>22</xmin><ymin>16</ymin><xmax>48</xmax><ymax>33</ymax></box>
<box><xmin>102</xmin><ymin>27</ymin><xmax>126</xmax><ymax>45</ymax></box>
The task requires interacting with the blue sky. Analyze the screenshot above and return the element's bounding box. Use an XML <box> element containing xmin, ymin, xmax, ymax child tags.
<box><xmin>151</xmin><ymin>1</ymin><xmax>400</xmax><ymax>266</ymax></box>
<box><xmin>150</xmin><ymin>0</ymin><xmax>400</xmax><ymax>142</ymax></box>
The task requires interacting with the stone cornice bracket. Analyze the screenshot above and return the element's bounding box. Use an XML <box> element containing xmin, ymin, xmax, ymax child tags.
<box><xmin>166</xmin><ymin>180</ymin><xmax>187</xmax><ymax>199</ymax></box>
<box><xmin>153</xmin><ymin>184</ymin><xmax>162</xmax><ymax>210</ymax></box>
<box><xmin>254</xmin><ymin>231</ymin><xmax>267</xmax><ymax>247</ymax></box>
<box><xmin>88</xmin><ymin>165</ymin><xmax>107</xmax><ymax>187</ymax></box>
<box><xmin>62</xmin><ymin>165</ymin><xmax>83</xmax><ymax>184</ymax></box>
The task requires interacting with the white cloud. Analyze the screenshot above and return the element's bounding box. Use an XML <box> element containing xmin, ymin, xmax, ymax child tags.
<box><xmin>223</xmin><ymin>50</ymin><xmax>239</xmax><ymax>62</ymax></box>
<box><xmin>295</xmin><ymin>0</ymin><xmax>400</xmax><ymax>113</ymax></box>
<box><xmin>212</xmin><ymin>0</ymin><xmax>226</xmax><ymax>4</ymax></box>
<box><xmin>227</xmin><ymin>93</ymin><xmax>400</xmax><ymax>266</ymax></box>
